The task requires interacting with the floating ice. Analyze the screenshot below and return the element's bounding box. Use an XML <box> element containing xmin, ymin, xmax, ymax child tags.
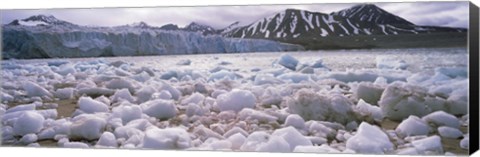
<box><xmin>411</xmin><ymin>135</ymin><xmax>443</xmax><ymax>154</ymax></box>
<box><xmin>208</xmin><ymin>70</ymin><xmax>241</xmax><ymax>81</ymax></box>
<box><xmin>286</xmin><ymin>89</ymin><xmax>355</xmax><ymax>124</ymax></box>
<box><xmin>421</xmin><ymin>111</ymin><xmax>460</xmax><ymax>128</ymax></box>
<box><xmin>346</xmin><ymin>122</ymin><xmax>394</xmax><ymax>154</ymax></box>
<box><xmin>78</xmin><ymin>97</ymin><xmax>109</xmax><ymax>113</ymax></box>
<box><xmin>437</xmin><ymin>126</ymin><xmax>463</xmax><ymax>139</ymax></box>
<box><xmin>277</xmin><ymin>73</ymin><xmax>311</xmax><ymax>83</ymax></box>
<box><xmin>135</xmin><ymin>86</ymin><xmax>156</xmax><ymax>103</ymax></box>
<box><xmin>216</xmin><ymin>89</ymin><xmax>256</xmax><ymax>112</ymax></box>
<box><xmin>395</xmin><ymin>115</ymin><xmax>430</xmax><ymax>138</ymax></box>
<box><xmin>110</xmin><ymin>88</ymin><xmax>135</xmax><ymax>103</ymax></box>
<box><xmin>271</xmin><ymin>126</ymin><xmax>312</xmax><ymax>151</ymax></box>
<box><xmin>376</xmin><ymin>56</ymin><xmax>408</xmax><ymax>70</ymax></box>
<box><xmin>23</xmin><ymin>81</ymin><xmax>53</xmax><ymax>98</ymax></box>
<box><xmin>140</xmin><ymin>99</ymin><xmax>177</xmax><ymax>119</ymax></box>
<box><xmin>284</xmin><ymin>114</ymin><xmax>306</xmax><ymax>129</ymax></box>
<box><xmin>13</xmin><ymin>111</ymin><xmax>45</xmax><ymax>136</ymax></box>
<box><xmin>69</xmin><ymin>114</ymin><xmax>107</xmax><ymax>140</ymax></box>
<box><xmin>140</xmin><ymin>127</ymin><xmax>191</xmax><ymax>149</ymax></box>
<box><xmin>278</xmin><ymin>54</ymin><xmax>299</xmax><ymax>71</ymax></box>
<box><xmin>105</xmin><ymin>79</ymin><xmax>136</xmax><ymax>94</ymax></box>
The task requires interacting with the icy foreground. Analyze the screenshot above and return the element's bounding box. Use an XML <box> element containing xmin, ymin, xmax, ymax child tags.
<box><xmin>2</xmin><ymin>25</ymin><xmax>303</xmax><ymax>59</ymax></box>
<box><xmin>0</xmin><ymin>50</ymin><xmax>469</xmax><ymax>155</ymax></box>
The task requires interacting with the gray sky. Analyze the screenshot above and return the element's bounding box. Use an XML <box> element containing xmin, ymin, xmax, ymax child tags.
<box><xmin>1</xmin><ymin>1</ymin><xmax>469</xmax><ymax>29</ymax></box>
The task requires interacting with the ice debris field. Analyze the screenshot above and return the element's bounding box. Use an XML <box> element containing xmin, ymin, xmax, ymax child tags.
<box><xmin>0</xmin><ymin>48</ymin><xmax>470</xmax><ymax>155</ymax></box>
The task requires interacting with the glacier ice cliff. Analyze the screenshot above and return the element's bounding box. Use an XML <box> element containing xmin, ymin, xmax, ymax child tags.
<box><xmin>2</xmin><ymin>25</ymin><xmax>304</xmax><ymax>59</ymax></box>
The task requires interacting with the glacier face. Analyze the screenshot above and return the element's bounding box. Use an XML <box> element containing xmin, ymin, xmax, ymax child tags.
<box><xmin>2</xmin><ymin>25</ymin><xmax>304</xmax><ymax>59</ymax></box>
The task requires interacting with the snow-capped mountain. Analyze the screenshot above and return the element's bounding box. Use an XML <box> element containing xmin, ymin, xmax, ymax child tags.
<box><xmin>8</xmin><ymin>14</ymin><xmax>76</xmax><ymax>27</ymax></box>
<box><xmin>182</xmin><ymin>22</ymin><xmax>218</xmax><ymax>35</ymax></box>
<box><xmin>223</xmin><ymin>4</ymin><xmax>466</xmax><ymax>40</ymax></box>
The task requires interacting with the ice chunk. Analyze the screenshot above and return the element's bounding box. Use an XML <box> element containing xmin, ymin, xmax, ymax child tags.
<box><xmin>96</xmin><ymin>132</ymin><xmax>118</xmax><ymax>147</ymax></box>
<box><xmin>216</xmin><ymin>89</ymin><xmax>256</xmax><ymax>112</ymax></box>
<box><xmin>293</xmin><ymin>145</ymin><xmax>341</xmax><ymax>153</ymax></box>
<box><xmin>254</xmin><ymin>74</ymin><xmax>284</xmax><ymax>85</ymax></box>
<box><xmin>152</xmin><ymin>90</ymin><xmax>173</xmax><ymax>100</ymax></box>
<box><xmin>110</xmin><ymin>88</ymin><xmax>135</xmax><ymax>103</ymax></box>
<box><xmin>63</xmin><ymin>142</ymin><xmax>90</xmax><ymax>148</ymax></box>
<box><xmin>77</xmin><ymin>87</ymin><xmax>115</xmax><ymax>97</ymax></box>
<box><xmin>435</xmin><ymin>67</ymin><xmax>467</xmax><ymax>78</ymax></box>
<box><xmin>411</xmin><ymin>135</ymin><xmax>443</xmax><ymax>154</ymax></box>
<box><xmin>376</xmin><ymin>56</ymin><xmax>408</xmax><ymax>70</ymax></box>
<box><xmin>70</xmin><ymin>114</ymin><xmax>107</xmax><ymax>140</ymax></box>
<box><xmin>355</xmin><ymin>99</ymin><xmax>384</xmax><ymax>122</ymax></box>
<box><xmin>284</xmin><ymin>114</ymin><xmax>306</xmax><ymax>129</ymax></box>
<box><xmin>176</xmin><ymin>59</ymin><xmax>191</xmax><ymax>65</ymax></box>
<box><xmin>1</xmin><ymin>92</ymin><xmax>14</xmax><ymax>102</ymax></box>
<box><xmin>105</xmin><ymin>79</ymin><xmax>136</xmax><ymax>93</ymax></box>
<box><xmin>421</xmin><ymin>111</ymin><xmax>460</xmax><ymax>128</ymax></box>
<box><xmin>271</xmin><ymin>126</ymin><xmax>312</xmax><ymax>151</ymax></box>
<box><xmin>140</xmin><ymin>127</ymin><xmax>191</xmax><ymax>149</ymax></box>
<box><xmin>460</xmin><ymin>135</ymin><xmax>469</xmax><ymax>149</ymax></box>
<box><xmin>224</xmin><ymin>126</ymin><xmax>249</xmax><ymax>138</ymax></box>
<box><xmin>240</xmin><ymin>131</ymin><xmax>271</xmax><ymax>151</ymax></box>
<box><xmin>437</xmin><ymin>126</ymin><xmax>462</xmax><ymax>139</ymax></box>
<box><xmin>278</xmin><ymin>54</ymin><xmax>299</xmax><ymax>70</ymax></box>
<box><xmin>354</xmin><ymin>82</ymin><xmax>384</xmax><ymax>105</ymax></box>
<box><xmin>135</xmin><ymin>86</ymin><xmax>157</xmax><ymax>103</ymax></box>
<box><xmin>395</xmin><ymin>115</ymin><xmax>430</xmax><ymax>138</ymax></box>
<box><xmin>208</xmin><ymin>70</ymin><xmax>241</xmax><ymax>81</ymax></box>
<box><xmin>140</xmin><ymin>99</ymin><xmax>177</xmax><ymax>120</ymax></box>
<box><xmin>346</xmin><ymin>122</ymin><xmax>394</xmax><ymax>154</ymax></box>
<box><xmin>78</xmin><ymin>97</ymin><xmax>109</xmax><ymax>113</ymax></box>
<box><xmin>38</xmin><ymin>128</ymin><xmax>56</xmax><ymax>140</ymax></box>
<box><xmin>185</xmin><ymin>103</ymin><xmax>206</xmax><ymax>117</ymax></box>
<box><xmin>18</xmin><ymin>133</ymin><xmax>38</xmax><ymax>145</ymax></box>
<box><xmin>56</xmin><ymin>64</ymin><xmax>77</xmax><ymax>75</ymax></box>
<box><xmin>37</xmin><ymin>109</ymin><xmax>58</xmax><ymax>119</ymax></box>
<box><xmin>286</xmin><ymin>89</ymin><xmax>355</xmax><ymax>124</ymax></box>
<box><xmin>13</xmin><ymin>111</ymin><xmax>45</xmax><ymax>136</ymax></box>
<box><xmin>6</xmin><ymin>103</ymin><xmax>36</xmax><ymax>113</ymax></box>
<box><xmin>277</xmin><ymin>73</ymin><xmax>311</xmax><ymax>83</ymax></box>
<box><xmin>55</xmin><ymin>88</ymin><xmax>75</xmax><ymax>100</ymax></box>
<box><xmin>378</xmin><ymin>82</ymin><xmax>431</xmax><ymax>121</ymax></box>
<box><xmin>23</xmin><ymin>81</ymin><xmax>53</xmax><ymax>98</ymax></box>
<box><xmin>180</xmin><ymin>93</ymin><xmax>205</xmax><ymax>106</ymax></box>
<box><xmin>227</xmin><ymin>133</ymin><xmax>246</xmax><ymax>150</ymax></box>
<box><xmin>112</xmin><ymin>105</ymin><xmax>142</xmax><ymax>125</ymax></box>
<box><xmin>238</xmin><ymin>108</ymin><xmax>278</xmax><ymax>123</ymax></box>
<box><xmin>256</xmin><ymin>135</ymin><xmax>291</xmax><ymax>152</ymax></box>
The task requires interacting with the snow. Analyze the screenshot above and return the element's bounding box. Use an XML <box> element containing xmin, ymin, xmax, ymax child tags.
<box><xmin>395</xmin><ymin>115</ymin><xmax>430</xmax><ymax>138</ymax></box>
<box><xmin>271</xmin><ymin>126</ymin><xmax>313</xmax><ymax>151</ymax></box>
<box><xmin>78</xmin><ymin>97</ymin><xmax>109</xmax><ymax>113</ymax></box>
<box><xmin>69</xmin><ymin>114</ymin><xmax>107</xmax><ymax>140</ymax></box>
<box><xmin>140</xmin><ymin>99</ymin><xmax>177</xmax><ymax>119</ymax></box>
<box><xmin>421</xmin><ymin>111</ymin><xmax>461</xmax><ymax>128</ymax></box>
<box><xmin>13</xmin><ymin>111</ymin><xmax>45</xmax><ymax>136</ymax></box>
<box><xmin>346</xmin><ymin>122</ymin><xmax>394</xmax><ymax>154</ymax></box>
<box><xmin>278</xmin><ymin>54</ymin><xmax>299</xmax><ymax>70</ymax></box>
<box><xmin>140</xmin><ymin>127</ymin><xmax>191</xmax><ymax>149</ymax></box>
<box><xmin>216</xmin><ymin>89</ymin><xmax>256</xmax><ymax>112</ymax></box>
<box><xmin>22</xmin><ymin>81</ymin><xmax>53</xmax><ymax>98</ymax></box>
<box><xmin>284</xmin><ymin>114</ymin><xmax>306</xmax><ymax>129</ymax></box>
<box><xmin>437</xmin><ymin>126</ymin><xmax>463</xmax><ymax>139</ymax></box>
<box><xmin>411</xmin><ymin>135</ymin><xmax>443</xmax><ymax>154</ymax></box>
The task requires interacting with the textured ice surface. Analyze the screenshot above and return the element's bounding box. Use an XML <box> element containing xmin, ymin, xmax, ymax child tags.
<box><xmin>346</xmin><ymin>122</ymin><xmax>394</xmax><ymax>154</ymax></box>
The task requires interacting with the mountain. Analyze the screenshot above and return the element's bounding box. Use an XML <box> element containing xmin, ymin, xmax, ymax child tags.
<box><xmin>8</xmin><ymin>14</ymin><xmax>76</xmax><ymax>27</ymax></box>
<box><xmin>2</xmin><ymin>15</ymin><xmax>303</xmax><ymax>59</ymax></box>
<box><xmin>222</xmin><ymin>4</ymin><xmax>467</xmax><ymax>49</ymax></box>
<box><xmin>182</xmin><ymin>22</ymin><xmax>218</xmax><ymax>35</ymax></box>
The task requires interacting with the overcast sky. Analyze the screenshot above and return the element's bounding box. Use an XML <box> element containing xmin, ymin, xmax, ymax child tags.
<box><xmin>1</xmin><ymin>1</ymin><xmax>469</xmax><ymax>29</ymax></box>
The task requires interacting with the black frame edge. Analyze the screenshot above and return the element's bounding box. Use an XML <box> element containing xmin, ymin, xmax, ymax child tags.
<box><xmin>469</xmin><ymin>1</ymin><xmax>479</xmax><ymax>155</ymax></box>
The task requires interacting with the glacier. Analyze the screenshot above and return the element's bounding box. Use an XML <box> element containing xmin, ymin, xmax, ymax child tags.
<box><xmin>2</xmin><ymin>25</ymin><xmax>303</xmax><ymax>59</ymax></box>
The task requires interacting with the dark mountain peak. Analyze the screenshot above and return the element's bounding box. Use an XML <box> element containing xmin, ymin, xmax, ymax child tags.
<box><xmin>183</xmin><ymin>22</ymin><xmax>217</xmax><ymax>35</ymax></box>
<box><xmin>332</xmin><ymin>3</ymin><xmax>414</xmax><ymax>26</ymax></box>
<box><xmin>8</xmin><ymin>14</ymin><xmax>75</xmax><ymax>26</ymax></box>
<box><xmin>160</xmin><ymin>23</ymin><xmax>180</xmax><ymax>30</ymax></box>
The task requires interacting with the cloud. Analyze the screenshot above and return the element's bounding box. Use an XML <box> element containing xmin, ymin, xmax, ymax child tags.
<box><xmin>1</xmin><ymin>2</ymin><xmax>469</xmax><ymax>28</ymax></box>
